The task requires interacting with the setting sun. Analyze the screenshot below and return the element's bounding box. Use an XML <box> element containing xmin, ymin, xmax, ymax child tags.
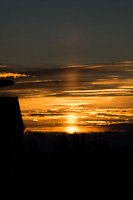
<box><xmin>65</xmin><ymin>126</ymin><xmax>79</xmax><ymax>134</ymax></box>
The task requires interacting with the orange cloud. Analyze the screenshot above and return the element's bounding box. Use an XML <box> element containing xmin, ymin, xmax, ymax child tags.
<box><xmin>0</xmin><ymin>73</ymin><xmax>30</xmax><ymax>78</ymax></box>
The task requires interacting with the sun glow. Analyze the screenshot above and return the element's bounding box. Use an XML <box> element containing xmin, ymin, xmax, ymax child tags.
<box><xmin>66</xmin><ymin>114</ymin><xmax>77</xmax><ymax>124</ymax></box>
<box><xmin>65</xmin><ymin>113</ymin><xmax>79</xmax><ymax>134</ymax></box>
<box><xmin>65</xmin><ymin>126</ymin><xmax>79</xmax><ymax>134</ymax></box>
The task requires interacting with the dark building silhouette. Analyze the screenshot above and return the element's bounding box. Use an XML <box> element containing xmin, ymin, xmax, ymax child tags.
<box><xmin>0</xmin><ymin>96</ymin><xmax>24</xmax><ymax>161</ymax></box>
<box><xmin>81</xmin><ymin>133</ymin><xmax>86</xmax><ymax>147</ymax></box>
<box><xmin>0</xmin><ymin>96</ymin><xmax>24</xmax><ymax>198</ymax></box>
<box><xmin>55</xmin><ymin>134</ymin><xmax>68</xmax><ymax>153</ymax></box>
<box><xmin>72</xmin><ymin>133</ymin><xmax>80</xmax><ymax>149</ymax></box>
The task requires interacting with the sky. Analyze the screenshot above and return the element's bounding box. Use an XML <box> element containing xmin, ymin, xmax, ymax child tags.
<box><xmin>0</xmin><ymin>0</ymin><xmax>133</xmax><ymax>133</ymax></box>
<box><xmin>0</xmin><ymin>61</ymin><xmax>132</xmax><ymax>133</ymax></box>
<box><xmin>0</xmin><ymin>0</ymin><xmax>133</xmax><ymax>66</ymax></box>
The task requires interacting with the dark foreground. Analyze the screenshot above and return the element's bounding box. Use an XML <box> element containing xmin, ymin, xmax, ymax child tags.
<box><xmin>0</xmin><ymin>132</ymin><xmax>133</xmax><ymax>199</ymax></box>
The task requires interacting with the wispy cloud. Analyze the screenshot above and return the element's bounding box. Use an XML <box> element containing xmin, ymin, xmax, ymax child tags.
<box><xmin>0</xmin><ymin>65</ymin><xmax>7</xmax><ymax>68</ymax></box>
<box><xmin>60</xmin><ymin>61</ymin><xmax>133</xmax><ymax>72</ymax></box>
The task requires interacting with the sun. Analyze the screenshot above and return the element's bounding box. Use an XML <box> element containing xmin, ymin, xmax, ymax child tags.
<box><xmin>65</xmin><ymin>126</ymin><xmax>78</xmax><ymax>134</ymax></box>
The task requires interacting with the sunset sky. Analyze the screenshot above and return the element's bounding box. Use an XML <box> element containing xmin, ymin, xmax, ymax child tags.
<box><xmin>0</xmin><ymin>0</ymin><xmax>133</xmax><ymax>133</ymax></box>
<box><xmin>0</xmin><ymin>61</ymin><xmax>132</xmax><ymax>133</ymax></box>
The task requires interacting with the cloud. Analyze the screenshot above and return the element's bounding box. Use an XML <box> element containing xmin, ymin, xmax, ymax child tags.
<box><xmin>119</xmin><ymin>61</ymin><xmax>133</xmax><ymax>64</ymax></box>
<box><xmin>0</xmin><ymin>72</ymin><xmax>30</xmax><ymax>79</ymax></box>
<box><xmin>21</xmin><ymin>105</ymin><xmax>133</xmax><ymax>134</ymax></box>
<box><xmin>19</xmin><ymin>61</ymin><xmax>132</xmax><ymax>81</ymax></box>
<box><xmin>0</xmin><ymin>60</ymin><xmax>132</xmax><ymax>79</ymax></box>
<box><xmin>0</xmin><ymin>65</ymin><xmax>7</xmax><ymax>68</ymax></box>
<box><xmin>1</xmin><ymin>78</ymin><xmax>132</xmax><ymax>99</ymax></box>
<box><xmin>0</xmin><ymin>60</ymin><xmax>132</xmax><ymax>104</ymax></box>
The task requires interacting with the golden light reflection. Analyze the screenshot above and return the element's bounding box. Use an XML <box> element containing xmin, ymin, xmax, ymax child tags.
<box><xmin>65</xmin><ymin>113</ymin><xmax>79</xmax><ymax>134</ymax></box>
<box><xmin>66</xmin><ymin>114</ymin><xmax>77</xmax><ymax>124</ymax></box>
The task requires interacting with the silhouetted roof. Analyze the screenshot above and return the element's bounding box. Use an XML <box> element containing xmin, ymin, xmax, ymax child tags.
<box><xmin>0</xmin><ymin>96</ymin><xmax>24</xmax><ymax>132</ymax></box>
